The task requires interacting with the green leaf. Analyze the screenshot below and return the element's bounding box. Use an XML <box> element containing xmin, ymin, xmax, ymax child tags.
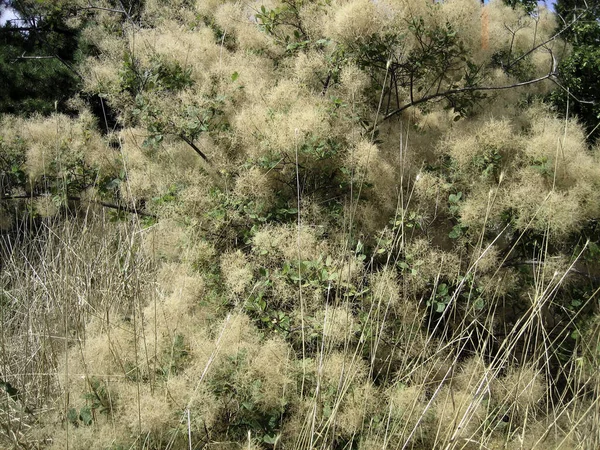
<box><xmin>473</xmin><ymin>297</ymin><xmax>485</xmax><ymax>310</ymax></box>
<box><xmin>67</xmin><ymin>408</ymin><xmax>79</xmax><ymax>425</ymax></box>
<box><xmin>355</xmin><ymin>241</ymin><xmax>364</xmax><ymax>254</ymax></box>
<box><xmin>263</xmin><ymin>434</ymin><xmax>279</xmax><ymax>444</ymax></box>
<box><xmin>231</xmin><ymin>71</ymin><xmax>239</xmax><ymax>82</ymax></box>
<box><xmin>104</xmin><ymin>178</ymin><xmax>121</xmax><ymax>190</ymax></box>
<box><xmin>449</xmin><ymin>225</ymin><xmax>463</xmax><ymax>239</ymax></box>
<box><xmin>437</xmin><ymin>283</ymin><xmax>448</xmax><ymax>296</ymax></box>
<box><xmin>241</xmin><ymin>401</ymin><xmax>254</xmax><ymax>410</ymax></box>
<box><xmin>0</xmin><ymin>380</ymin><xmax>19</xmax><ymax>400</ymax></box>
<box><xmin>79</xmin><ymin>406</ymin><xmax>93</xmax><ymax>426</ymax></box>
<box><xmin>448</xmin><ymin>192</ymin><xmax>462</xmax><ymax>203</ymax></box>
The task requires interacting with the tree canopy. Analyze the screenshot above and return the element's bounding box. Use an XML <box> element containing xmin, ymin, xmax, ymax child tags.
<box><xmin>0</xmin><ymin>0</ymin><xmax>84</xmax><ymax>115</ymax></box>
<box><xmin>1</xmin><ymin>1</ymin><xmax>600</xmax><ymax>449</ymax></box>
<box><xmin>553</xmin><ymin>0</ymin><xmax>600</xmax><ymax>140</ymax></box>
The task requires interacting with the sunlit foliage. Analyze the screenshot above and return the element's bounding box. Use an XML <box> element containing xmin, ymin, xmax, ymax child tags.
<box><xmin>1</xmin><ymin>1</ymin><xmax>600</xmax><ymax>449</ymax></box>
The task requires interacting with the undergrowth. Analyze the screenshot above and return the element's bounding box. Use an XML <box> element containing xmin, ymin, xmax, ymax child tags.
<box><xmin>1</xmin><ymin>0</ymin><xmax>600</xmax><ymax>449</ymax></box>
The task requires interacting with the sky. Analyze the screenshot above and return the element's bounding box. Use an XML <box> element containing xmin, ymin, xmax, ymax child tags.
<box><xmin>0</xmin><ymin>1</ymin><xmax>560</xmax><ymax>27</ymax></box>
<box><xmin>484</xmin><ymin>0</ymin><xmax>557</xmax><ymax>10</ymax></box>
<box><xmin>538</xmin><ymin>0</ymin><xmax>557</xmax><ymax>9</ymax></box>
<box><xmin>0</xmin><ymin>5</ymin><xmax>19</xmax><ymax>27</ymax></box>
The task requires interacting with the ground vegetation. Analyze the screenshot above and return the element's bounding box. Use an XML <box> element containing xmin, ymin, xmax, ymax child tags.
<box><xmin>1</xmin><ymin>1</ymin><xmax>600</xmax><ymax>449</ymax></box>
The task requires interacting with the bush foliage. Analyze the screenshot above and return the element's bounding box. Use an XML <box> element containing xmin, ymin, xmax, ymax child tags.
<box><xmin>1</xmin><ymin>0</ymin><xmax>600</xmax><ymax>449</ymax></box>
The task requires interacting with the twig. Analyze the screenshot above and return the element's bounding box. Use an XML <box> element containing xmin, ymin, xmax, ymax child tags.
<box><xmin>382</xmin><ymin>72</ymin><xmax>554</xmax><ymax>123</ymax></box>
<box><xmin>11</xmin><ymin>52</ymin><xmax>56</xmax><ymax>62</ymax></box>
<box><xmin>321</xmin><ymin>73</ymin><xmax>331</xmax><ymax>96</ymax></box>
<box><xmin>179</xmin><ymin>134</ymin><xmax>210</xmax><ymax>163</ymax></box>
<box><xmin>550</xmin><ymin>78</ymin><xmax>596</xmax><ymax>105</ymax></box>
<box><xmin>0</xmin><ymin>194</ymin><xmax>156</xmax><ymax>218</ymax></box>
<box><xmin>506</xmin><ymin>10</ymin><xmax>587</xmax><ymax>71</ymax></box>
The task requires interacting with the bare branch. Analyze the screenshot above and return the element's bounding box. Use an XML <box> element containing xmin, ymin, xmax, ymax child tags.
<box><xmin>506</xmin><ymin>10</ymin><xmax>588</xmax><ymax>71</ymax></box>
<box><xmin>71</xmin><ymin>196</ymin><xmax>156</xmax><ymax>218</ymax></box>
<box><xmin>77</xmin><ymin>5</ymin><xmax>128</xmax><ymax>15</ymax></box>
<box><xmin>0</xmin><ymin>26</ymin><xmax>44</xmax><ymax>32</ymax></box>
<box><xmin>382</xmin><ymin>72</ymin><xmax>554</xmax><ymax>123</ymax></box>
<box><xmin>321</xmin><ymin>73</ymin><xmax>331</xmax><ymax>96</ymax></box>
<box><xmin>11</xmin><ymin>52</ymin><xmax>55</xmax><ymax>62</ymax></box>
<box><xmin>179</xmin><ymin>134</ymin><xmax>210</xmax><ymax>163</ymax></box>
<box><xmin>550</xmin><ymin>78</ymin><xmax>596</xmax><ymax>105</ymax></box>
<box><xmin>0</xmin><ymin>194</ymin><xmax>156</xmax><ymax>218</ymax></box>
<box><xmin>117</xmin><ymin>0</ymin><xmax>138</xmax><ymax>26</ymax></box>
<box><xmin>178</xmin><ymin>135</ymin><xmax>226</xmax><ymax>188</ymax></box>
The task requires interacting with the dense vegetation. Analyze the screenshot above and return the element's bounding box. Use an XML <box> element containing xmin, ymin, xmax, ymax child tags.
<box><xmin>0</xmin><ymin>0</ymin><xmax>83</xmax><ymax>115</ymax></box>
<box><xmin>553</xmin><ymin>0</ymin><xmax>600</xmax><ymax>141</ymax></box>
<box><xmin>1</xmin><ymin>0</ymin><xmax>600</xmax><ymax>449</ymax></box>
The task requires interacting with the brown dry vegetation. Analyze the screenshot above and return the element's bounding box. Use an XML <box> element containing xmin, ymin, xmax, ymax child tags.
<box><xmin>1</xmin><ymin>0</ymin><xmax>600</xmax><ymax>449</ymax></box>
